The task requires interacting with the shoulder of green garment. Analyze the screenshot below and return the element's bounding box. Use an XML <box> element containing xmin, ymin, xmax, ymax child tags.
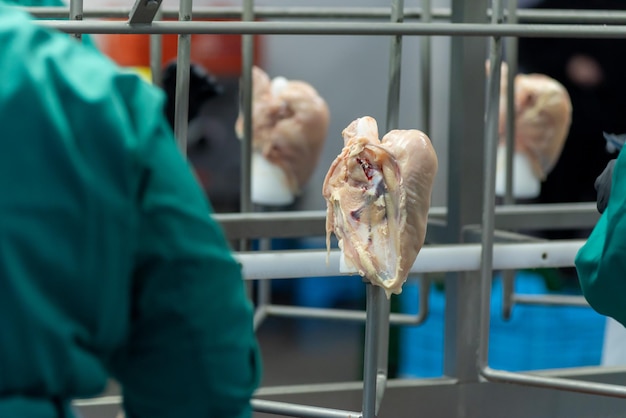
<box><xmin>4</xmin><ymin>0</ymin><xmax>66</xmax><ymax>7</ymax></box>
<box><xmin>3</xmin><ymin>0</ymin><xmax>99</xmax><ymax>50</ymax></box>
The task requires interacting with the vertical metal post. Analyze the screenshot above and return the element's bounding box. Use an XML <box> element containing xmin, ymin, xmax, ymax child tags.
<box><xmin>362</xmin><ymin>285</ymin><xmax>387</xmax><ymax>418</ymax></box>
<box><xmin>385</xmin><ymin>0</ymin><xmax>404</xmax><ymax>131</ymax></box>
<box><xmin>501</xmin><ymin>0</ymin><xmax>518</xmax><ymax>321</ymax></box>
<box><xmin>240</xmin><ymin>0</ymin><xmax>255</xmax><ymax>297</ymax></box>
<box><xmin>478</xmin><ymin>0</ymin><xmax>505</xmax><ymax>371</ymax></box>
<box><xmin>69</xmin><ymin>0</ymin><xmax>83</xmax><ymax>40</ymax></box>
<box><xmin>174</xmin><ymin>0</ymin><xmax>193</xmax><ymax>155</ymax></box>
<box><xmin>443</xmin><ymin>0</ymin><xmax>488</xmax><ymax>383</ymax></box>
<box><xmin>253</xmin><ymin>236</ymin><xmax>271</xmax><ymax>330</ymax></box>
<box><xmin>253</xmin><ymin>203</ymin><xmax>275</xmax><ymax>331</ymax></box>
<box><xmin>240</xmin><ymin>0</ymin><xmax>254</xmax><ymax>216</ymax></box>
<box><xmin>150</xmin><ymin>8</ymin><xmax>164</xmax><ymax>87</ymax></box>
<box><xmin>503</xmin><ymin>1</ymin><xmax>517</xmax><ymax>205</ymax></box>
<box><xmin>420</xmin><ymin>0</ymin><xmax>431</xmax><ymax>133</ymax></box>
<box><xmin>363</xmin><ymin>1</ymin><xmax>405</xmax><ymax>416</ymax></box>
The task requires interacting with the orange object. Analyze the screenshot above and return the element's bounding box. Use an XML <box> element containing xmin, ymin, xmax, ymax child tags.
<box><xmin>95</xmin><ymin>19</ymin><xmax>262</xmax><ymax>76</ymax></box>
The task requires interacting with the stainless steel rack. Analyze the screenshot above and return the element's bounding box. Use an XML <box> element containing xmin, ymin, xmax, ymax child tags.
<box><xmin>26</xmin><ymin>1</ymin><xmax>626</xmax><ymax>417</ymax></box>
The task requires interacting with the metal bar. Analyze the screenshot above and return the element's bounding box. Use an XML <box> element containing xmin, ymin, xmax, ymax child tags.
<box><xmin>461</xmin><ymin>226</ymin><xmax>546</xmax><ymax>244</ymax></box>
<box><xmin>362</xmin><ymin>285</ymin><xmax>383</xmax><ymax>418</ymax></box>
<box><xmin>236</xmin><ymin>241</ymin><xmax>585</xmax><ymax>279</ymax></box>
<box><xmin>256</xmin><ymin>376</ymin><xmax>457</xmax><ymax>397</ymax></box>
<box><xmin>35</xmin><ymin>20</ymin><xmax>626</xmax><ymax>38</ymax></box>
<box><xmin>73</xmin><ymin>378</ymin><xmax>458</xmax><ymax>408</ymax></box>
<box><xmin>416</xmin><ymin>276</ymin><xmax>430</xmax><ymax>324</ymax></box>
<box><xmin>443</xmin><ymin>0</ymin><xmax>488</xmax><ymax>384</ymax></box>
<box><xmin>68</xmin><ymin>0</ymin><xmax>82</xmax><ymax>40</ymax></box>
<box><xmin>501</xmin><ymin>0</ymin><xmax>517</xmax><ymax>323</ymax></box>
<box><xmin>266</xmin><ymin>304</ymin><xmax>427</xmax><ymax>326</ymax></box>
<box><xmin>374</xmin><ymin>292</ymin><xmax>389</xmax><ymax>416</ymax></box>
<box><xmin>213</xmin><ymin>203</ymin><xmax>600</xmax><ymax>240</ymax></box>
<box><xmin>514</xmin><ymin>9</ymin><xmax>626</xmax><ymax>24</ymax></box>
<box><xmin>150</xmin><ymin>7</ymin><xmax>164</xmax><ymax>86</ymax></box>
<box><xmin>253</xmin><ymin>305</ymin><xmax>268</xmax><ymax>330</ymax></box>
<box><xmin>23</xmin><ymin>6</ymin><xmax>445</xmax><ymax>20</ymax></box>
<box><xmin>513</xmin><ymin>294</ymin><xmax>589</xmax><ymax>307</ymax></box>
<box><xmin>73</xmin><ymin>396</ymin><xmax>121</xmax><ymax>407</ymax></box>
<box><xmin>239</xmin><ymin>0</ymin><xmax>254</xmax><ymax>218</ymax></box>
<box><xmin>385</xmin><ymin>0</ymin><xmax>403</xmax><ymax>132</ymax></box>
<box><xmin>128</xmin><ymin>0</ymin><xmax>163</xmax><ymax>25</ymax></box>
<box><xmin>71</xmin><ymin>368</ymin><xmax>626</xmax><ymax>407</ymax></box>
<box><xmin>420</xmin><ymin>0</ymin><xmax>431</xmax><ymax>134</ymax></box>
<box><xmin>254</xmin><ymin>237</ymin><xmax>272</xmax><ymax>330</ymax></box>
<box><xmin>173</xmin><ymin>0</ymin><xmax>192</xmax><ymax>155</ymax></box>
<box><xmin>503</xmin><ymin>6</ymin><xmax>516</xmax><ymax>205</ymax></box>
<box><xmin>492</xmin><ymin>202</ymin><xmax>600</xmax><ymax>230</ymax></box>
<box><xmin>251</xmin><ymin>399</ymin><xmax>361</xmax><ymax>418</ymax></box>
<box><xmin>360</xmin><ymin>0</ymin><xmax>405</xmax><ymax>413</ymax></box>
<box><xmin>481</xmin><ymin>367</ymin><xmax>626</xmax><ymax>399</ymax></box>
<box><xmin>477</xmin><ymin>0</ymin><xmax>504</xmax><ymax>372</ymax></box>
<box><xmin>23</xmin><ymin>7</ymin><xmax>626</xmax><ymax>25</ymax></box>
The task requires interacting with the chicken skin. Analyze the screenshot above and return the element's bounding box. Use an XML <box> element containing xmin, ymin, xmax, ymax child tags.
<box><xmin>235</xmin><ymin>66</ymin><xmax>330</xmax><ymax>205</ymax></box>
<box><xmin>323</xmin><ymin>116</ymin><xmax>438</xmax><ymax>298</ymax></box>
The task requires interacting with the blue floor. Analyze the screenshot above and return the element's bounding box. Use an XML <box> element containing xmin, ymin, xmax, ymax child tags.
<box><xmin>398</xmin><ymin>272</ymin><xmax>606</xmax><ymax>377</ymax></box>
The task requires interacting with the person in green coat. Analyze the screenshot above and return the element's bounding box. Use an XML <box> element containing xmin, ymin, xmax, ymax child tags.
<box><xmin>0</xmin><ymin>3</ymin><xmax>261</xmax><ymax>418</ymax></box>
<box><xmin>576</xmin><ymin>149</ymin><xmax>626</xmax><ymax>327</ymax></box>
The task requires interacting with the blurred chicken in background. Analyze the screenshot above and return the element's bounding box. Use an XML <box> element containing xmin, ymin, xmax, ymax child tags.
<box><xmin>518</xmin><ymin>0</ymin><xmax>626</xmax><ymax>217</ymax></box>
<box><xmin>235</xmin><ymin>66</ymin><xmax>330</xmax><ymax>207</ymax></box>
<box><xmin>493</xmin><ymin>62</ymin><xmax>572</xmax><ymax>199</ymax></box>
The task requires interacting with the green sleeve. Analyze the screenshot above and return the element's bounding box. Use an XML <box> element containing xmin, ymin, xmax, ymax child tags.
<box><xmin>576</xmin><ymin>152</ymin><xmax>626</xmax><ymax>326</ymax></box>
<box><xmin>108</xmin><ymin>97</ymin><xmax>261</xmax><ymax>417</ymax></box>
<box><xmin>0</xmin><ymin>4</ymin><xmax>260</xmax><ymax>414</ymax></box>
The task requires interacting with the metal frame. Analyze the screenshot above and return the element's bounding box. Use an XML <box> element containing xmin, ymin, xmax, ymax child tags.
<box><xmin>30</xmin><ymin>19</ymin><xmax>626</xmax><ymax>37</ymax></box>
<box><xmin>22</xmin><ymin>1</ymin><xmax>626</xmax><ymax>417</ymax></box>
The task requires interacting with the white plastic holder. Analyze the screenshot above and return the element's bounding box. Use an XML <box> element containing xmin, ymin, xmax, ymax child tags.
<box><xmin>339</xmin><ymin>251</ymin><xmax>358</xmax><ymax>275</ymax></box>
<box><xmin>251</xmin><ymin>152</ymin><xmax>295</xmax><ymax>207</ymax></box>
<box><xmin>495</xmin><ymin>145</ymin><xmax>541</xmax><ymax>199</ymax></box>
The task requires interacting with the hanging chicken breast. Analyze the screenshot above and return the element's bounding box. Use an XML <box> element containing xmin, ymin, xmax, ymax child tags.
<box><xmin>322</xmin><ymin>116</ymin><xmax>438</xmax><ymax>298</ymax></box>
<box><xmin>498</xmin><ymin>62</ymin><xmax>572</xmax><ymax>181</ymax></box>
<box><xmin>235</xmin><ymin>66</ymin><xmax>330</xmax><ymax>205</ymax></box>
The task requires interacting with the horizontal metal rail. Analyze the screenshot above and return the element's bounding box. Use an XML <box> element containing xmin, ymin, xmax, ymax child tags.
<box><xmin>73</xmin><ymin>396</ymin><xmax>121</xmax><ymax>407</ymax></box>
<box><xmin>22</xmin><ymin>6</ymin><xmax>451</xmax><ymax>20</ymax></box>
<box><xmin>489</xmin><ymin>202</ymin><xmax>599</xmax><ymax>230</ymax></box>
<box><xmin>33</xmin><ymin>20</ymin><xmax>626</xmax><ymax>38</ymax></box>
<box><xmin>215</xmin><ymin>203</ymin><xmax>599</xmax><ymax>240</ymax></box>
<box><xmin>481</xmin><ymin>367</ymin><xmax>626</xmax><ymax>398</ymax></box>
<box><xmin>252</xmin><ymin>399</ymin><xmax>361</xmax><ymax>418</ymax></box>
<box><xmin>72</xmin><ymin>396</ymin><xmax>362</xmax><ymax>418</ymax></box>
<box><xmin>21</xmin><ymin>6</ymin><xmax>626</xmax><ymax>25</ymax></box>
<box><xmin>217</xmin><ymin>210</ymin><xmax>326</xmax><ymax>239</ymax></box>
<box><xmin>266</xmin><ymin>304</ymin><xmax>423</xmax><ymax>325</ymax></box>
<box><xmin>237</xmin><ymin>240</ymin><xmax>584</xmax><ymax>280</ymax></box>
<box><xmin>257</xmin><ymin>377</ymin><xmax>458</xmax><ymax>397</ymax></box>
<box><xmin>513</xmin><ymin>294</ymin><xmax>589</xmax><ymax>307</ymax></box>
<box><xmin>72</xmin><ymin>377</ymin><xmax>458</xmax><ymax>408</ymax></box>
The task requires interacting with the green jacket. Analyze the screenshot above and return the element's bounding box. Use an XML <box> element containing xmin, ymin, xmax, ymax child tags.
<box><xmin>576</xmin><ymin>150</ymin><xmax>626</xmax><ymax>326</ymax></box>
<box><xmin>0</xmin><ymin>4</ymin><xmax>260</xmax><ymax>418</ymax></box>
<box><xmin>4</xmin><ymin>0</ymin><xmax>99</xmax><ymax>49</ymax></box>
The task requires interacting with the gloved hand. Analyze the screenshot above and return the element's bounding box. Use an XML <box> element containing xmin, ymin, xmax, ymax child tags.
<box><xmin>595</xmin><ymin>159</ymin><xmax>617</xmax><ymax>214</ymax></box>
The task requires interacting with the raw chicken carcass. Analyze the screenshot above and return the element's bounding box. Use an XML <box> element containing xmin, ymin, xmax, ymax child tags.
<box><xmin>495</xmin><ymin>62</ymin><xmax>572</xmax><ymax>184</ymax></box>
<box><xmin>322</xmin><ymin>117</ymin><xmax>438</xmax><ymax>298</ymax></box>
<box><xmin>235</xmin><ymin>66</ymin><xmax>330</xmax><ymax>205</ymax></box>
